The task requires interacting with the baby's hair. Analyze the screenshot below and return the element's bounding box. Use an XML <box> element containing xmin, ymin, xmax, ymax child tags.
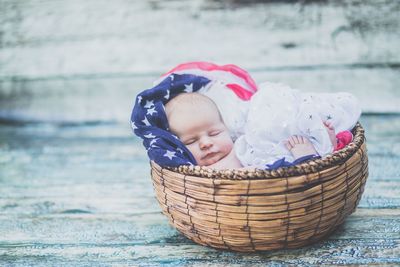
<box><xmin>165</xmin><ymin>93</ymin><xmax>223</xmax><ymax>122</ymax></box>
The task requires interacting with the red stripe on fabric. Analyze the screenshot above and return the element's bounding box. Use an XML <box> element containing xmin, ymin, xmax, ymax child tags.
<box><xmin>162</xmin><ymin>62</ymin><xmax>214</xmax><ymax>75</ymax></box>
<box><xmin>221</xmin><ymin>64</ymin><xmax>258</xmax><ymax>93</ymax></box>
<box><xmin>226</xmin><ymin>84</ymin><xmax>254</xmax><ymax>100</ymax></box>
<box><xmin>162</xmin><ymin>61</ymin><xmax>258</xmax><ymax>96</ymax></box>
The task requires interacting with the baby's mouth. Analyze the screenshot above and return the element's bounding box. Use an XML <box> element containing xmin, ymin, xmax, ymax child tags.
<box><xmin>202</xmin><ymin>151</ymin><xmax>218</xmax><ymax>160</ymax></box>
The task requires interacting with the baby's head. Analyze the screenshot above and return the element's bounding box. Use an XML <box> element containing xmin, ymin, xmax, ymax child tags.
<box><xmin>165</xmin><ymin>93</ymin><xmax>233</xmax><ymax>167</ymax></box>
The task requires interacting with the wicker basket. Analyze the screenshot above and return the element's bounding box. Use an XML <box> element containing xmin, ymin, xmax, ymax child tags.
<box><xmin>150</xmin><ymin>123</ymin><xmax>368</xmax><ymax>252</ymax></box>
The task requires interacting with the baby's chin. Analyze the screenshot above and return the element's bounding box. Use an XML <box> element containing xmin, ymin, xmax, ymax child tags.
<box><xmin>199</xmin><ymin>158</ymin><xmax>219</xmax><ymax>167</ymax></box>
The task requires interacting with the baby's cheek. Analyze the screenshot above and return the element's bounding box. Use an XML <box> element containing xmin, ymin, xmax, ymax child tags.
<box><xmin>221</xmin><ymin>139</ymin><xmax>233</xmax><ymax>154</ymax></box>
<box><xmin>187</xmin><ymin>145</ymin><xmax>201</xmax><ymax>160</ymax></box>
<box><xmin>223</xmin><ymin>134</ymin><xmax>234</xmax><ymax>147</ymax></box>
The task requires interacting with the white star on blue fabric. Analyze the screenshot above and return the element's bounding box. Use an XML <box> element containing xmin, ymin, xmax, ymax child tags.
<box><xmin>150</xmin><ymin>138</ymin><xmax>158</xmax><ymax>146</ymax></box>
<box><xmin>131</xmin><ymin>121</ymin><xmax>138</xmax><ymax>130</ymax></box>
<box><xmin>169</xmin><ymin>75</ymin><xmax>174</xmax><ymax>81</ymax></box>
<box><xmin>144</xmin><ymin>100</ymin><xmax>154</xmax><ymax>109</ymax></box>
<box><xmin>144</xmin><ymin>133</ymin><xmax>156</xmax><ymax>139</ymax></box>
<box><xmin>184</xmin><ymin>83</ymin><xmax>193</xmax><ymax>93</ymax></box>
<box><xmin>164</xmin><ymin>90</ymin><xmax>170</xmax><ymax>99</ymax></box>
<box><xmin>146</xmin><ymin>107</ymin><xmax>157</xmax><ymax>116</ymax></box>
<box><xmin>137</xmin><ymin>96</ymin><xmax>142</xmax><ymax>104</ymax></box>
<box><xmin>142</xmin><ymin>116</ymin><xmax>151</xmax><ymax>126</ymax></box>
<box><xmin>164</xmin><ymin>150</ymin><xmax>176</xmax><ymax>160</ymax></box>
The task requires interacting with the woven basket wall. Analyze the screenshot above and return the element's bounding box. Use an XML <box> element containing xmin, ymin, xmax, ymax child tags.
<box><xmin>150</xmin><ymin>123</ymin><xmax>368</xmax><ymax>252</ymax></box>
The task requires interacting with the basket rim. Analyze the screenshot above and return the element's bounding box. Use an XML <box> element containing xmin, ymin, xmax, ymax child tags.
<box><xmin>155</xmin><ymin>122</ymin><xmax>365</xmax><ymax>180</ymax></box>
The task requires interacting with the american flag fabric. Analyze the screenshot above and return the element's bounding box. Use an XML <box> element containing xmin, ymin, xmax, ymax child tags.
<box><xmin>155</xmin><ymin>61</ymin><xmax>258</xmax><ymax>100</ymax></box>
<box><xmin>131</xmin><ymin>62</ymin><xmax>257</xmax><ymax>168</ymax></box>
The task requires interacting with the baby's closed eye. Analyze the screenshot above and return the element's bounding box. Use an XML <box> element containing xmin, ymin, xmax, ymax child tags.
<box><xmin>209</xmin><ymin>130</ymin><xmax>221</xmax><ymax>136</ymax></box>
<box><xmin>184</xmin><ymin>138</ymin><xmax>197</xmax><ymax>145</ymax></box>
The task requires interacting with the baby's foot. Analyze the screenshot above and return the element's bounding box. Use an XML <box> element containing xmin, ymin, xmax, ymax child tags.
<box><xmin>285</xmin><ymin>135</ymin><xmax>317</xmax><ymax>160</ymax></box>
<box><xmin>323</xmin><ymin>121</ymin><xmax>337</xmax><ymax>149</ymax></box>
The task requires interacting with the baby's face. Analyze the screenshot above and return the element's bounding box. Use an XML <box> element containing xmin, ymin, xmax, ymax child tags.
<box><xmin>168</xmin><ymin>107</ymin><xmax>233</xmax><ymax>167</ymax></box>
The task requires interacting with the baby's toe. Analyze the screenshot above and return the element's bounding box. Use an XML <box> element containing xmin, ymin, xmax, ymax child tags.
<box><xmin>288</xmin><ymin>137</ymin><xmax>295</xmax><ymax>146</ymax></box>
<box><xmin>284</xmin><ymin>141</ymin><xmax>293</xmax><ymax>150</ymax></box>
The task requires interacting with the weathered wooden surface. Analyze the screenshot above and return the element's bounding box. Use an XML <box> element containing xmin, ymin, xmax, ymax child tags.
<box><xmin>1</xmin><ymin>0</ymin><xmax>400</xmax><ymax>124</ymax></box>
<box><xmin>0</xmin><ymin>114</ymin><xmax>399</xmax><ymax>266</ymax></box>
<box><xmin>1</xmin><ymin>0</ymin><xmax>399</xmax><ymax>265</ymax></box>
<box><xmin>1</xmin><ymin>0</ymin><xmax>399</xmax><ymax>75</ymax></box>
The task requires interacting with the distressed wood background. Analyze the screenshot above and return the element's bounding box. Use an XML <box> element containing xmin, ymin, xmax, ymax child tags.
<box><xmin>0</xmin><ymin>0</ymin><xmax>399</xmax><ymax>265</ymax></box>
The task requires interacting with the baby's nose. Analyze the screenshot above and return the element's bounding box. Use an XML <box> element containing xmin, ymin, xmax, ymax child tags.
<box><xmin>200</xmin><ymin>137</ymin><xmax>213</xmax><ymax>150</ymax></box>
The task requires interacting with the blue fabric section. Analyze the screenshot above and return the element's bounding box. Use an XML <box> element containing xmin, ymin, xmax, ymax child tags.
<box><xmin>131</xmin><ymin>74</ymin><xmax>211</xmax><ymax>167</ymax></box>
<box><xmin>266</xmin><ymin>154</ymin><xmax>321</xmax><ymax>170</ymax></box>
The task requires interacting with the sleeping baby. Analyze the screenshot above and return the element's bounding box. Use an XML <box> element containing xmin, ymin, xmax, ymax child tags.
<box><xmin>131</xmin><ymin>62</ymin><xmax>361</xmax><ymax>169</ymax></box>
<box><xmin>165</xmin><ymin>91</ymin><xmax>349</xmax><ymax>170</ymax></box>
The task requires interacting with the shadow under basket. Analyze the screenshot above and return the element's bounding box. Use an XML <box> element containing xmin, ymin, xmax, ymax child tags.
<box><xmin>150</xmin><ymin>123</ymin><xmax>368</xmax><ymax>252</ymax></box>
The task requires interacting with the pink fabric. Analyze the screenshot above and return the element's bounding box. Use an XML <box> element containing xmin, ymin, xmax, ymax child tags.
<box><xmin>334</xmin><ymin>130</ymin><xmax>353</xmax><ymax>151</ymax></box>
<box><xmin>161</xmin><ymin>61</ymin><xmax>258</xmax><ymax>100</ymax></box>
<box><xmin>225</xmin><ymin>84</ymin><xmax>255</xmax><ymax>101</ymax></box>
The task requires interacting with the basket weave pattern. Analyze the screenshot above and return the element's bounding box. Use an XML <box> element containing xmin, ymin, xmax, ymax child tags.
<box><xmin>150</xmin><ymin>123</ymin><xmax>368</xmax><ymax>252</ymax></box>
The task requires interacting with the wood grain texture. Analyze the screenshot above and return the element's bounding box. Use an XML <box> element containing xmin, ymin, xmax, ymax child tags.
<box><xmin>0</xmin><ymin>0</ymin><xmax>399</xmax><ymax>265</ymax></box>
<box><xmin>1</xmin><ymin>67</ymin><xmax>399</xmax><ymax>124</ymax></box>
<box><xmin>0</xmin><ymin>114</ymin><xmax>399</xmax><ymax>265</ymax></box>
<box><xmin>1</xmin><ymin>0</ymin><xmax>400</xmax><ymax>123</ymax></box>
<box><xmin>1</xmin><ymin>0</ymin><xmax>399</xmax><ymax>77</ymax></box>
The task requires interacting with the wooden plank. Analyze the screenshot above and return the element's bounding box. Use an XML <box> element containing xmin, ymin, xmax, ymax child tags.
<box><xmin>1</xmin><ymin>0</ymin><xmax>399</xmax><ymax>78</ymax></box>
<box><xmin>0</xmin><ymin>209</ymin><xmax>399</xmax><ymax>265</ymax></box>
<box><xmin>1</xmin><ymin>239</ymin><xmax>399</xmax><ymax>266</ymax></box>
<box><xmin>1</xmin><ymin>68</ymin><xmax>400</xmax><ymax>124</ymax></box>
<box><xmin>1</xmin><ymin>179</ymin><xmax>399</xmax><ymax>216</ymax></box>
<box><xmin>0</xmin><ymin>209</ymin><xmax>399</xmax><ymax>244</ymax></box>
